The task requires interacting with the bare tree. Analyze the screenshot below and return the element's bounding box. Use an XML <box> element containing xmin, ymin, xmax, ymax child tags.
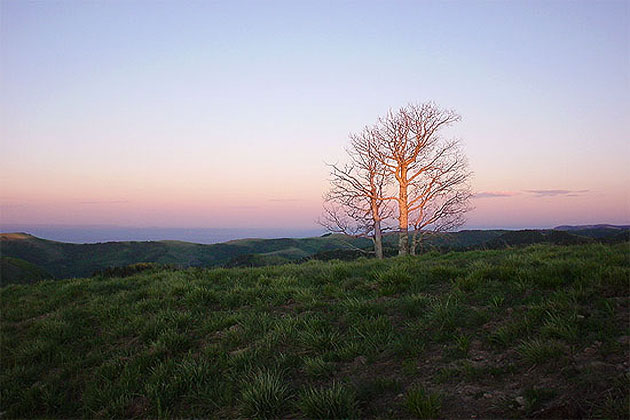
<box><xmin>370</xmin><ymin>102</ymin><xmax>471</xmax><ymax>255</ymax></box>
<box><xmin>322</xmin><ymin>102</ymin><xmax>471</xmax><ymax>257</ymax></box>
<box><xmin>319</xmin><ymin>130</ymin><xmax>392</xmax><ymax>259</ymax></box>
<box><xmin>407</xmin><ymin>139</ymin><xmax>472</xmax><ymax>254</ymax></box>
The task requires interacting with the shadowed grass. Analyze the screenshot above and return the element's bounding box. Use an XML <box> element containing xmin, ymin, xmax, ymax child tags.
<box><xmin>405</xmin><ymin>386</ymin><xmax>442</xmax><ymax>418</ymax></box>
<box><xmin>1</xmin><ymin>242</ymin><xmax>627</xmax><ymax>418</ymax></box>
<box><xmin>240</xmin><ymin>368</ymin><xmax>291</xmax><ymax>419</ymax></box>
<box><xmin>297</xmin><ymin>382</ymin><xmax>358</xmax><ymax>419</ymax></box>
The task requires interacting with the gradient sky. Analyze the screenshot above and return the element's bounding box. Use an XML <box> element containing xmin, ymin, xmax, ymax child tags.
<box><xmin>1</xmin><ymin>0</ymin><xmax>628</xmax><ymax>230</ymax></box>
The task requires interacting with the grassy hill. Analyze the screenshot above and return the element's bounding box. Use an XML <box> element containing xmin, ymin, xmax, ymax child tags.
<box><xmin>1</xmin><ymin>243</ymin><xmax>628</xmax><ymax>418</ymax></box>
<box><xmin>1</xmin><ymin>227</ymin><xmax>627</xmax><ymax>282</ymax></box>
<box><xmin>0</xmin><ymin>233</ymin><xmax>372</xmax><ymax>280</ymax></box>
<box><xmin>0</xmin><ymin>257</ymin><xmax>52</xmax><ymax>286</ymax></box>
<box><xmin>485</xmin><ymin>230</ymin><xmax>594</xmax><ymax>248</ymax></box>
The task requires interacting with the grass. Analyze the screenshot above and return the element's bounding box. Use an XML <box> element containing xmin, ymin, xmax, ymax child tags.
<box><xmin>303</xmin><ymin>356</ymin><xmax>334</xmax><ymax>379</ymax></box>
<box><xmin>405</xmin><ymin>386</ymin><xmax>442</xmax><ymax>418</ymax></box>
<box><xmin>297</xmin><ymin>382</ymin><xmax>358</xmax><ymax>419</ymax></box>
<box><xmin>239</xmin><ymin>369</ymin><xmax>290</xmax><ymax>419</ymax></box>
<box><xmin>1</xmin><ymin>242</ymin><xmax>628</xmax><ymax>418</ymax></box>
<box><xmin>517</xmin><ymin>338</ymin><xmax>566</xmax><ymax>365</ymax></box>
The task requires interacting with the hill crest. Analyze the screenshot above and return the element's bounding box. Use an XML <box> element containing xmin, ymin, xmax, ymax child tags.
<box><xmin>0</xmin><ymin>232</ymin><xmax>35</xmax><ymax>240</ymax></box>
<box><xmin>554</xmin><ymin>224</ymin><xmax>630</xmax><ymax>230</ymax></box>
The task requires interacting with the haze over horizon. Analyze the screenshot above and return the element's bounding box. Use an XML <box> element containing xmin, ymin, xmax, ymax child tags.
<box><xmin>1</xmin><ymin>1</ymin><xmax>629</xmax><ymax>232</ymax></box>
<box><xmin>1</xmin><ymin>222</ymin><xmax>628</xmax><ymax>245</ymax></box>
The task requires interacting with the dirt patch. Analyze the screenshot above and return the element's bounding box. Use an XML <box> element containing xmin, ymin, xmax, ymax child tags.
<box><xmin>125</xmin><ymin>395</ymin><xmax>150</xmax><ymax>417</ymax></box>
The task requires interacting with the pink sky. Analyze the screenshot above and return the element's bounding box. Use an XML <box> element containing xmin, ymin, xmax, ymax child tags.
<box><xmin>1</xmin><ymin>1</ymin><xmax>629</xmax><ymax>230</ymax></box>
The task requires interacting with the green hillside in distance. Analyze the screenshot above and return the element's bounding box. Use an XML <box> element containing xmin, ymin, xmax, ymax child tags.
<box><xmin>0</xmin><ymin>233</ymin><xmax>372</xmax><ymax>280</ymax></box>
<box><xmin>1</xmin><ymin>226</ymin><xmax>627</xmax><ymax>282</ymax></box>
<box><xmin>1</xmin><ymin>243</ymin><xmax>628</xmax><ymax>418</ymax></box>
<box><xmin>0</xmin><ymin>256</ymin><xmax>52</xmax><ymax>286</ymax></box>
<box><xmin>484</xmin><ymin>230</ymin><xmax>594</xmax><ymax>249</ymax></box>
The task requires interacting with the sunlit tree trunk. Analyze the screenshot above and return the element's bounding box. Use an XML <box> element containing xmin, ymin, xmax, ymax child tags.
<box><xmin>319</xmin><ymin>135</ymin><xmax>393</xmax><ymax>259</ymax></box>
<box><xmin>398</xmin><ymin>173</ymin><xmax>410</xmax><ymax>255</ymax></box>
<box><xmin>373</xmin><ymin>219</ymin><xmax>383</xmax><ymax>259</ymax></box>
<box><xmin>370</xmin><ymin>103</ymin><xmax>467</xmax><ymax>255</ymax></box>
<box><xmin>371</xmin><ymin>195</ymin><xmax>384</xmax><ymax>259</ymax></box>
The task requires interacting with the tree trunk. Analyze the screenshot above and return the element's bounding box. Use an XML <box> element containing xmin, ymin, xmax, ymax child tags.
<box><xmin>373</xmin><ymin>220</ymin><xmax>383</xmax><ymax>259</ymax></box>
<box><xmin>398</xmin><ymin>172</ymin><xmax>409</xmax><ymax>255</ymax></box>
<box><xmin>409</xmin><ymin>230</ymin><xmax>417</xmax><ymax>256</ymax></box>
<box><xmin>369</xmin><ymin>189</ymin><xmax>384</xmax><ymax>260</ymax></box>
<box><xmin>398</xmin><ymin>229</ymin><xmax>409</xmax><ymax>255</ymax></box>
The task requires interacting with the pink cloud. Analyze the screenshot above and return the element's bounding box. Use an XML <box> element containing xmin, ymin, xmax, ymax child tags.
<box><xmin>525</xmin><ymin>189</ymin><xmax>589</xmax><ymax>198</ymax></box>
<box><xmin>474</xmin><ymin>191</ymin><xmax>519</xmax><ymax>199</ymax></box>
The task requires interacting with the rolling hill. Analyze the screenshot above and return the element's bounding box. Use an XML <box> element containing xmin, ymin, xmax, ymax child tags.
<box><xmin>0</xmin><ymin>233</ymin><xmax>372</xmax><ymax>280</ymax></box>
<box><xmin>0</xmin><ymin>256</ymin><xmax>52</xmax><ymax>286</ymax></box>
<box><xmin>1</xmin><ymin>243</ymin><xmax>628</xmax><ymax>418</ymax></box>
<box><xmin>1</xmin><ymin>226</ymin><xmax>627</xmax><ymax>283</ymax></box>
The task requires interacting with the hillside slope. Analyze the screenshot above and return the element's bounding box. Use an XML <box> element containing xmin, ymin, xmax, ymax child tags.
<box><xmin>1</xmin><ymin>243</ymin><xmax>628</xmax><ymax>418</ymax></box>
<box><xmin>0</xmin><ymin>233</ymin><xmax>371</xmax><ymax>279</ymax></box>
<box><xmin>485</xmin><ymin>230</ymin><xmax>594</xmax><ymax>248</ymax></box>
<box><xmin>1</xmin><ymin>227</ymin><xmax>626</xmax><ymax>280</ymax></box>
<box><xmin>0</xmin><ymin>257</ymin><xmax>52</xmax><ymax>286</ymax></box>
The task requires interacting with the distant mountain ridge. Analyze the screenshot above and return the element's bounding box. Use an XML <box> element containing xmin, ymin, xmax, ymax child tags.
<box><xmin>0</xmin><ymin>233</ymin><xmax>372</xmax><ymax>282</ymax></box>
<box><xmin>1</xmin><ymin>225</ymin><xmax>628</xmax><ymax>285</ymax></box>
<box><xmin>554</xmin><ymin>224</ymin><xmax>630</xmax><ymax>230</ymax></box>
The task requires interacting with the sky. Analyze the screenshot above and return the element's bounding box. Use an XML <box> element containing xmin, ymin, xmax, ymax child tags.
<box><xmin>1</xmin><ymin>0</ymin><xmax>628</xmax><ymax>233</ymax></box>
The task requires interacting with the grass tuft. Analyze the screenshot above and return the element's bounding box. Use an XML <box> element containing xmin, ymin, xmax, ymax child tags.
<box><xmin>297</xmin><ymin>382</ymin><xmax>358</xmax><ymax>419</ymax></box>
<box><xmin>517</xmin><ymin>338</ymin><xmax>565</xmax><ymax>365</ymax></box>
<box><xmin>303</xmin><ymin>356</ymin><xmax>334</xmax><ymax>379</ymax></box>
<box><xmin>240</xmin><ymin>368</ymin><xmax>291</xmax><ymax>419</ymax></box>
<box><xmin>405</xmin><ymin>386</ymin><xmax>442</xmax><ymax>418</ymax></box>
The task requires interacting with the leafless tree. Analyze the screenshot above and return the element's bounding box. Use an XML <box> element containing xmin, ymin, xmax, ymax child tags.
<box><xmin>319</xmin><ymin>129</ymin><xmax>393</xmax><ymax>259</ymax></box>
<box><xmin>322</xmin><ymin>102</ymin><xmax>471</xmax><ymax>257</ymax></box>
<box><xmin>370</xmin><ymin>102</ymin><xmax>472</xmax><ymax>255</ymax></box>
<box><xmin>407</xmin><ymin>139</ymin><xmax>472</xmax><ymax>254</ymax></box>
